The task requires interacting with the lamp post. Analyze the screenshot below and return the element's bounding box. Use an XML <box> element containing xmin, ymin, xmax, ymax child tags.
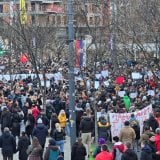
<box><xmin>68</xmin><ymin>0</ymin><xmax>76</xmax><ymax>148</ymax></box>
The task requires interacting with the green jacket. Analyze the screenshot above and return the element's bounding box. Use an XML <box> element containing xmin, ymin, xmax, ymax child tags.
<box><xmin>123</xmin><ymin>95</ymin><xmax>131</xmax><ymax>111</ymax></box>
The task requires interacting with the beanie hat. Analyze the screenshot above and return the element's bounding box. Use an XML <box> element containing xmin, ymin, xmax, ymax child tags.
<box><xmin>49</xmin><ymin>138</ymin><xmax>56</xmax><ymax>146</ymax></box>
<box><xmin>37</xmin><ymin>118</ymin><xmax>42</xmax><ymax>124</ymax></box>
<box><xmin>156</xmin><ymin>128</ymin><xmax>160</xmax><ymax>134</ymax></box>
<box><xmin>98</xmin><ymin>138</ymin><xmax>105</xmax><ymax>145</ymax></box>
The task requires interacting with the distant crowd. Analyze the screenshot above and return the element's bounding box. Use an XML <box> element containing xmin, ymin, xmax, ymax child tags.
<box><xmin>0</xmin><ymin>57</ymin><xmax>159</xmax><ymax>160</ymax></box>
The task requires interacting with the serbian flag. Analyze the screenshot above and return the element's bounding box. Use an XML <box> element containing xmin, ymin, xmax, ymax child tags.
<box><xmin>75</xmin><ymin>40</ymin><xmax>81</xmax><ymax>68</ymax></box>
<box><xmin>75</xmin><ymin>40</ymin><xmax>86</xmax><ymax>68</ymax></box>
<box><xmin>116</xmin><ymin>76</ymin><xmax>125</xmax><ymax>85</ymax></box>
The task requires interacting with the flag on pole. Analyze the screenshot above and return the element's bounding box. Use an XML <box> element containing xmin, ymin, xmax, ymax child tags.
<box><xmin>75</xmin><ymin>40</ymin><xmax>86</xmax><ymax>68</ymax></box>
<box><xmin>20</xmin><ymin>0</ymin><xmax>27</xmax><ymax>24</ymax></box>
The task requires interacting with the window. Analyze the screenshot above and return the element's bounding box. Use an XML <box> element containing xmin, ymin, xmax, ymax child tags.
<box><xmin>31</xmin><ymin>3</ymin><xmax>35</xmax><ymax>11</ymax></box>
<box><xmin>89</xmin><ymin>16</ymin><xmax>93</xmax><ymax>25</ymax></box>
<box><xmin>56</xmin><ymin>15</ymin><xmax>61</xmax><ymax>25</ymax></box>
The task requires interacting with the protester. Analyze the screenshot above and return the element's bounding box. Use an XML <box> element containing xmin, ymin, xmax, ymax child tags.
<box><xmin>52</xmin><ymin>123</ymin><xmax>65</xmax><ymax>157</ymax></box>
<box><xmin>130</xmin><ymin>120</ymin><xmax>140</xmax><ymax>151</ymax></box>
<box><xmin>95</xmin><ymin>144</ymin><xmax>113</xmax><ymax>160</ymax></box>
<box><xmin>93</xmin><ymin>138</ymin><xmax>106</xmax><ymax>158</ymax></box>
<box><xmin>25</xmin><ymin>110</ymin><xmax>35</xmax><ymax>139</ymax></box>
<box><xmin>0</xmin><ymin>127</ymin><xmax>16</xmax><ymax>160</ymax></box>
<box><xmin>32</xmin><ymin>118</ymin><xmax>48</xmax><ymax>151</ymax></box>
<box><xmin>58</xmin><ymin>109</ymin><xmax>67</xmax><ymax>130</ymax></box>
<box><xmin>121</xmin><ymin>142</ymin><xmax>138</xmax><ymax>160</ymax></box>
<box><xmin>11</xmin><ymin>107</ymin><xmax>21</xmax><ymax>137</ymax></box>
<box><xmin>44</xmin><ymin>138</ymin><xmax>61</xmax><ymax>160</ymax></box>
<box><xmin>98</xmin><ymin>116</ymin><xmax>110</xmax><ymax>142</ymax></box>
<box><xmin>50</xmin><ymin>113</ymin><xmax>59</xmax><ymax>135</ymax></box>
<box><xmin>0</xmin><ymin>107</ymin><xmax>12</xmax><ymax>132</ymax></box>
<box><xmin>112</xmin><ymin>136</ymin><xmax>124</xmax><ymax>160</ymax></box>
<box><xmin>79</xmin><ymin>108</ymin><xmax>94</xmax><ymax>157</ymax></box>
<box><xmin>71</xmin><ymin>137</ymin><xmax>87</xmax><ymax>160</ymax></box>
<box><xmin>140</xmin><ymin>141</ymin><xmax>153</xmax><ymax>160</ymax></box>
<box><xmin>17</xmin><ymin>131</ymin><xmax>30</xmax><ymax>160</ymax></box>
<box><xmin>119</xmin><ymin>121</ymin><xmax>136</xmax><ymax>146</ymax></box>
<box><xmin>27</xmin><ymin>136</ymin><xmax>42</xmax><ymax>160</ymax></box>
<box><xmin>148</xmin><ymin>113</ymin><xmax>159</xmax><ymax>132</ymax></box>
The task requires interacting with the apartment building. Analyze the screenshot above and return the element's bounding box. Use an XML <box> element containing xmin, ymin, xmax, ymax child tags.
<box><xmin>0</xmin><ymin>0</ymin><xmax>109</xmax><ymax>37</ymax></box>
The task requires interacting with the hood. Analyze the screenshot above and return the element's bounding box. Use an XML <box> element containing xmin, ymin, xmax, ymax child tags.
<box><xmin>149</xmin><ymin>116</ymin><xmax>156</xmax><ymax>121</ymax></box>
<box><xmin>49</xmin><ymin>145</ymin><xmax>59</xmax><ymax>151</ymax></box>
<box><xmin>123</xmin><ymin>95</ymin><xmax>129</xmax><ymax>99</ymax></box>
<box><xmin>142</xmin><ymin>145</ymin><xmax>152</xmax><ymax>153</ymax></box>
<box><xmin>3</xmin><ymin>132</ymin><xmax>11</xmax><ymax>139</ymax></box>
<box><xmin>99</xmin><ymin>119</ymin><xmax>107</xmax><ymax>125</ymax></box>
<box><xmin>114</xmin><ymin>142</ymin><xmax>124</xmax><ymax>152</ymax></box>
<box><xmin>36</xmin><ymin>123</ymin><xmax>45</xmax><ymax>129</ymax></box>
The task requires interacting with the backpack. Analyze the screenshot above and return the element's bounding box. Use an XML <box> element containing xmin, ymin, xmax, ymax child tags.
<box><xmin>48</xmin><ymin>149</ymin><xmax>59</xmax><ymax>160</ymax></box>
<box><xmin>115</xmin><ymin>148</ymin><xmax>123</xmax><ymax>160</ymax></box>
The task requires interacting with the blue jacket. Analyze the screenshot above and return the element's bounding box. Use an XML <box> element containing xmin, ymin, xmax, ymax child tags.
<box><xmin>0</xmin><ymin>131</ymin><xmax>16</xmax><ymax>157</ymax></box>
<box><xmin>32</xmin><ymin>123</ymin><xmax>48</xmax><ymax>146</ymax></box>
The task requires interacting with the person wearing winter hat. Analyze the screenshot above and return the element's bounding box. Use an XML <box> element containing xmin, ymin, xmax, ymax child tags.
<box><xmin>112</xmin><ymin>136</ymin><xmax>125</xmax><ymax>160</ymax></box>
<box><xmin>44</xmin><ymin>138</ymin><xmax>61</xmax><ymax>160</ymax></box>
<box><xmin>32</xmin><ymin>118</ymin><xmax>48</xmax><ymax>159</ymax></box>
<box><xmin>71</xmin><ymin>137</ymin><xmax>86</xmax><ymax>160</ymax></box>
<box><xmin>93</xmin><ymin>138</ymin><xmax>106</xmax><ymax>158</ymax></box>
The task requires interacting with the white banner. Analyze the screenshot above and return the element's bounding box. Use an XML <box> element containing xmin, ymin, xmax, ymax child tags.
<box><xmin>109</xmin><ymin>105</ymin><xmax>152</xmax><ymax>138</ymax></box>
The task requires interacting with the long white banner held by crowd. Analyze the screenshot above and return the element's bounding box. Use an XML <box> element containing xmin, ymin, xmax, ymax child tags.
<box><xmin>109</xmin><ymin>105</ymin><xmax>152</xmax><ymax>138</ymax></box>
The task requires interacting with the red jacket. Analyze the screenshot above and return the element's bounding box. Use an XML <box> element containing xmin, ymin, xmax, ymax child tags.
<box><xmin>31</xmin><ymin>106</ymin><xmax>40</xmax><ymax>120</ymax></box>
<box><xmin>96</xmin><ymin>151</ymin><xmax>113</xmax><ymax>160</ymax></box>
<box><xmin>155</xmin><ymin>134</ymin><xmax>160</xmax><ymax>151</ymax></box>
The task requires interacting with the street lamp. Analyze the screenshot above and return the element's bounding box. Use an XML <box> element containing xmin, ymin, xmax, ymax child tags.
<box><xmin>68</xmin><ymin>0</ymin><xmax>76</xmax><ymax>148</ymax></box>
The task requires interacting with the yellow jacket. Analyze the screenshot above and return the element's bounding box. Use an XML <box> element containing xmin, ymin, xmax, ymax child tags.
<box><xmin>58</xmin><ymin>114</ymin><xmax>67</xmax><ymax>128</ymax></box>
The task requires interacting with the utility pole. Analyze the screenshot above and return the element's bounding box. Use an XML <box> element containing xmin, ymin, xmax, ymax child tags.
<box><xmin>111</xmin><ymin>0</ymin><xmax>118</xmax><ymax>71</ymax></box>
<box><xmin>68</xmin><ymin>0</ymin><xmax>76</xmax><ymax>148</ymax></box>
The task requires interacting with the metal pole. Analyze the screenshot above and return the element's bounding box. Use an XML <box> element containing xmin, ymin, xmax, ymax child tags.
<box><xmin>111</xmin><ymin>0</ymin><xmax>118</xmax><ymax>70</ymax></box>
<box><xmin>68</xmin><ymin>0</ymin><xmax>76</xmax><ymax>148</ymax></box>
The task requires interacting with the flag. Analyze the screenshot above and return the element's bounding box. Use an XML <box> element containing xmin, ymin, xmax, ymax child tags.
<box><xmin>20</xmin><ymin>0</ymin><xmax>27</xmax><ymax>24</ymax></box>
<box><xmin>75</xmin><ymin>40</ymin><xmax>86</xmax><ymax>68</ymax></box>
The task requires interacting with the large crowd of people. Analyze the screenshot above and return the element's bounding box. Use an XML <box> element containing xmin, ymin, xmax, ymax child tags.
<box><xmin>0</xmin><ymin>57</ymin><xmax>159</xmax><ymax>160</ymax></box>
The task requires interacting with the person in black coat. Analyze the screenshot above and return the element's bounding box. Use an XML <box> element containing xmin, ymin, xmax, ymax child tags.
<box><xmin>98</xmin><ymin>116</ymin><xmax>110</xmax><ymax>141</ymax></box>
<box><xmin>32</xmin><ymin>118</ymin><xmax>48</xmax><ymax>160</ymax></box>
<box><xmin>121</xmin><ymin>142</ymin><xmax>138</xmax><ymax>160</ymax></box>
<box><xmin>71</xmin><ymin>137</ymin><xmax>87</xmax><ymax>160</ymax></box>
<box><xmin>52</xmin><ymin>123</ymin><xmax>66</xmax><ymax>157</ymax></box>
<box><xmin>11</xmin><ymin>109</ymin><xmax>21</xmax><ymax>137</ymax></box>
<box><xmin>0</xmin><ymin>107</ymin><xmax>12</xmax><ymax>132</ymax></box>
<box><xmin>50</xmin><ymin>113</ymin><xmax>59</xmax><ymax>136</ymax></box>
<box><xmin>25</xmin><ymin>111</ymin><xmax>35</xmax><ymax>139</ymax></box>
<box><xmin>140</xmin><ymin>141</ymin><xmax>153</xmax><ymax>160</ymax></box>
<box><xmin>148</xmin><ymin>114</ymin><xmax>159</xmax><ymax>132</ymax></box>
<box><xmin>32</xmin><ymin>118</ymin><xmax>48</xmax><ymax>149</ymax></box>
<box><xmin>130</xmin><ymin>121</ymin><xmax>140</xmax><ymax>151</ymax></box>
<box><xmin>0</xmin><ymin>127</ymin><xmax>16</xmax><ymax>160</ymax></box>
<box><xmin>17</xmin><ymin>131</ymin><xmax>30</xmax><ymax>160</ymax></box>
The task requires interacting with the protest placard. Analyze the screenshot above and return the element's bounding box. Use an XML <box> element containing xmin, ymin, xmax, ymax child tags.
<box><xmin>132</xmin><ymin>72</ymin><xmax>143</xmax><ymax>79</ymax></box>
<box><xmin>109</xmin><ymin>105</ymin><xmax>152</xmax><ymax>138</ymax></box>
<box><xmin>148</xmin><ymin>90</ymin><xmax>155</xmax><ymax>96</ymax></box>
<box><xmin>101</xmin><ymin>70</ymin><xmax>109</xmax><ymax>78</ymax></box>
<box><xmin>118</xmin><ymin>91</ymin><xmax>126</xmax><ymax>97</ymax></box>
